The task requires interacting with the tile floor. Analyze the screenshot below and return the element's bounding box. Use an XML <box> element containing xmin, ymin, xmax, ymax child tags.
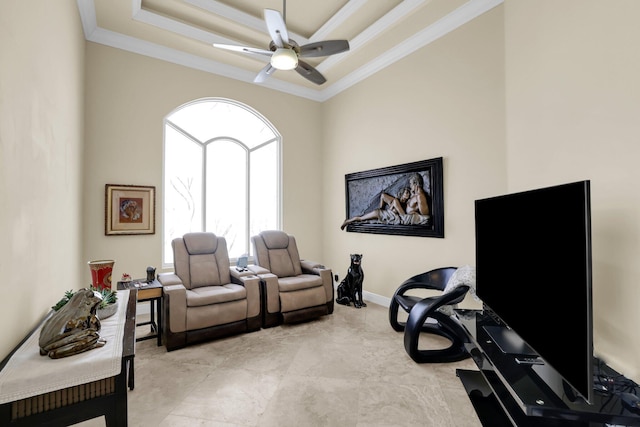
<box><xmin>77</xmin><ymin>302</ymin><xmax>482</xmax><ymax>426</ymax></box>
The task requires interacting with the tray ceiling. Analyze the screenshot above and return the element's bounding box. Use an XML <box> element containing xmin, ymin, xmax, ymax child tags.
<box><xmin>78</xmin><ymin>0</ymin><xmax>502</xmax><ymax>101</ymax></box>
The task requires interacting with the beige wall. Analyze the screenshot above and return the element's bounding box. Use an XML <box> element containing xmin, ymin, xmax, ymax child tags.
<box><xmin>83</xmin><ymin>44</ymin><xmax>323</xmax><ymax>282</ymax></box>
<box><xmin>2</xmin><ymin>0</ymin><xmax>640</xmax><ymax>388</ymax></box>
<box><xmin>322</xmin><ymin>7</ymin><xmax>505</xmax><ymax>307</ymax></box>
<box><xmin>0</xmin><ymin>0</ymin><xmax>85</xmax><ymax>358</ymax></box>
<box><xmin>504</xmin><ymin>0</ymin><xmax>640</xmax><ymax>381</ymax></box>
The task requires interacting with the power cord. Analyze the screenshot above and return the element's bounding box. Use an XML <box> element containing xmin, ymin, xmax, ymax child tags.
<box><xmin>593</xmin><ymin>357</ymin><xmax>639</xmax><ymax>414</ymax></box>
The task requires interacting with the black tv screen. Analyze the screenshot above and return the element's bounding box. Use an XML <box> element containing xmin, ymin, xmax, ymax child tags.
<box><xmin>475</xmin><ymin>180</ymin><xmax>593</xmax><ymax>403</ymax></box>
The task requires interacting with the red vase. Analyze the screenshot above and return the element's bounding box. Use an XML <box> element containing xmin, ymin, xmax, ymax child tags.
<box><xmin>88</xmin><ymin>260</ymin><xmax>115</xmax><ymax>291</ymax></box>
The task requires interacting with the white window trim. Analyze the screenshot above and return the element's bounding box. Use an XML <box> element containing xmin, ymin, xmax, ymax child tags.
<box><xmin>161</xmin><ymin>97</ymin><xmax>282</xmax><ymax>269</ymax></box>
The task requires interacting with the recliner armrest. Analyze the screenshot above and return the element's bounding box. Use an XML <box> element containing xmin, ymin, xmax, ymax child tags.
<box><xmin>229</xmin><ymin>269</ymin><xmax>261</xmax><ymax>319</ymax></box>
<box><xmin>300</xmin><ymin>259</ymin><xmax>326</xmax><ymax>275</ymax></box>
<box><xmin>163</xmin><ymin>284</ymin><xmax>187</xmax><ymax>333</ymax></box>
<box><xmin>300</xmin><ymin>261</ymin><xmax>333</xmax><ymax>302</ymax></box>
<box><xmin>247</xmin><ymin>265</ymin><xmax>270</xmax><ymax>275</ymax></box>
<box><xmin>256</xmin><ymin>272</ymin><xmax>280</xmax><ymax>314</ymax></box>
<box><xmin>158</xmin><ymin>272</ymin><xmax>182</xmax><ymax>286</ymax></box>
<box><xmin>229</xmin><ymin>267</ymin><xmax>256</xmax><ymax>280</ymax></box>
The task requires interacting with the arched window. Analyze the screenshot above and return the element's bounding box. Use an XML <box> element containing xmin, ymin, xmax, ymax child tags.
<box><xmin>163</xmin><ymin>98</ymin><xmax>281</xmax><ymax>265</ymax></box>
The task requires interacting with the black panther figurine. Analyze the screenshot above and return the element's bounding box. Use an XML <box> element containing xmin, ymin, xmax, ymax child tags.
<box><xmin>336</xmin><ymin>254</ymin><xmax>366</xmax><ymax>308</ymax></box>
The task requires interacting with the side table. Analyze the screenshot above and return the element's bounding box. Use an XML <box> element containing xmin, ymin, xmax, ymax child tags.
<box><xmin>117</xmin><ymin>279</ymin><xmax>163</xmax><ymax>347</ymax></box>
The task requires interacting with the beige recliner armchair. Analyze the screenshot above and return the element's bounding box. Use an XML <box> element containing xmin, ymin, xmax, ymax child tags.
<box><xmin>251</xmin><ymin>230</ymin><xmax>333</xmax><ymax>327</ymax></box>
<box><xmin>158</xmin><ymin>232</ymin><xmax>262</xmax><ymax>351</ymax></box>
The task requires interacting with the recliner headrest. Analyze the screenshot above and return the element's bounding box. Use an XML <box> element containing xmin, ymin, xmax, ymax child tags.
<box><xmin>260</xmin><ymin>230</ymin><xmax>289</xmax><ymax>249</ymax></box>
<box><xmin>184</xmin><ymin>232</ymin><xmax>218</xmax><ymax>254</ymax></box>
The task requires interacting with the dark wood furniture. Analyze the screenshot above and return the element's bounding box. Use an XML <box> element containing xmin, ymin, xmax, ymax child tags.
<box><xmin>455</xmin><ymin>309</ymin><xmax>640</xmax><ymax>426</ymax></box>
<box><xmin>0</xmin><ymin>290</ymin><xmax>136</xmax><ymax>427</ymax></box>
<box><xmin>118</xmin><ymin>279</ymin><xmax>163</xmax><ymax>346</ymax></box>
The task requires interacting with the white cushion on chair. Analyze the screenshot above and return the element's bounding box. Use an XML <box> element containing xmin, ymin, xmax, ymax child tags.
<box><xmin>443</xmin><ymin>265</ymin><xmax>476</xmax><ymax>295</ymax></box>
<box><xmin>439</xmin><ymin>265</ymin><xmax>477</xmax><ymax>316</ymax></box>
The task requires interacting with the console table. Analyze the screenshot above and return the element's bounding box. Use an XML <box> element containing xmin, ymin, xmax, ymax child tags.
<box><xmin>454</xmin><ymin>309</ymin><xmax>640</xmax><ymax>426</ymax></box>
<box><xmin>0</xmin><ymin>290</ymin><xmax>136</xmax><ymax>426</ymax></box>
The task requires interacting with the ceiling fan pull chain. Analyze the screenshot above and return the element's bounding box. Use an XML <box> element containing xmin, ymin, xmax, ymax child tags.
<box><xmin>283</xmin><ymin>0</ymin><xmax>286</xmax><ymax>24</ymax></box>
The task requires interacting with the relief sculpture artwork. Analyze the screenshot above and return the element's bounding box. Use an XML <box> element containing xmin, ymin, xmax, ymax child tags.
<box><xmin>341</xmin><ymin>158</ymin><xmax>444</xmax><ymax>238</ymax></box>
<box><xmin>341</xmin><ymin>173</ymin><xmax>430</xmax><ymax>229</ymax></box>
<box><xmin>39</xmin><ymin>289</ymin><xmax>107</xmax><ymax>359</ymax></box>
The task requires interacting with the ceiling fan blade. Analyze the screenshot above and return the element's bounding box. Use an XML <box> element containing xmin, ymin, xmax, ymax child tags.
<box><xmin>299</xmin><ymin>40</ymin><xmax>350</xmax><ymax>58</ymax></box>
<box><xmin>254</xmin><ymin>64</ymin><xmax>276</xmax><ymax>83</ymax></box>
<box><xmin>264</xmin><ymin>9</ymin><xmax>289</xmax><ymax>48</ymax></box>
<box><xmin>213</xmin><ymin>43</ymin><xmax>273</xmax><ymax>58</ymax></box>
<box><xmin>295</xmin><ymin>60</ymin><xmax>326</xmax><ymax>85</ymax></box>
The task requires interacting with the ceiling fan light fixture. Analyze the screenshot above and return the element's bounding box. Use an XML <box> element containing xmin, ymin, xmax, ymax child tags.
<box><xmin>270</xmin><ymin>48</ymin><xmax>298</xmax><ymax>70</ymax></box>
<box><xmin>213</xmin><ymin>5</ymin><xmax>348</xmax><ymax>84</ymax></box>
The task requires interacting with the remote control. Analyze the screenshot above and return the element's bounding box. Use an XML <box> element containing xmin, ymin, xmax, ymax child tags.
<box><xmin>515</xmin><ymin>356</ymin><xmax>544</xmax><ymax>365</ymax></box>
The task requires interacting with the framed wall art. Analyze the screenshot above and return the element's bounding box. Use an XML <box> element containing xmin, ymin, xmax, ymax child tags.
<box><xmin>105</xmin><ymin>184</ymin><xmax>156</xmax><ymax>235</ymax></box>
<box><xmin>341</xmin><ymin>157</ymin><xmax>444</xmax><ymax>238</ymax></box>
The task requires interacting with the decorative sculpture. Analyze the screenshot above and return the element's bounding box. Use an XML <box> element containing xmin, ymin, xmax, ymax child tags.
<box><xmin>146</xmin><ymin>266</ymin><xmax>156</xmax><ymax>282</ymax></box>
<box><xmin>336</xmin><ymin>254</ymin><xmax>366</xmax><ymax>308</ymax></box>
<box><xmin>39</xmin><ymin>289</ymin><xmax>106</xmax><ymax>359</ymax></box>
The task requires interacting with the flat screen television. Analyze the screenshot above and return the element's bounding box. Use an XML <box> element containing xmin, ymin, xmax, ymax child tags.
<box><xmin>475</xmin><ymin>180</ymin><xmax>593</xmax><ymax>403</ymax></box>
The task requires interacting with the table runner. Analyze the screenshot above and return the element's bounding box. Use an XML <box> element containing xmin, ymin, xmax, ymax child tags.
<box><xmin>0</xmin><ymin>289</ymin><xmax>129</xmax><ymax>404</ymax></box>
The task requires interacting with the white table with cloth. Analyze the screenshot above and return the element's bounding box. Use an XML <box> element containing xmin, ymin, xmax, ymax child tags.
<box><xmin>0</xmin><ymin>289</ymin><xmax>135</xmax><ymax>426</ymax></box>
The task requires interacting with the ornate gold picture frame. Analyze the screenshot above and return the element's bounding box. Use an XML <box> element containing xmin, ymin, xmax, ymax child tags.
<box><xmin>105</xmin><ymin>184</ymin><xmax>156</xmax><ymax>235</ymax></box>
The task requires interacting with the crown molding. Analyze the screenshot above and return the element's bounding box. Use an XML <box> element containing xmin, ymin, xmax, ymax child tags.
<box><xmin>316</xmin><ymin>0</ymin><xmax>426</xmax><ymax>73</ymax></box>
<box><xmin>318</xmin><ymin>0</ymin><xmax>503</xmax><ymax>102</ymax></box>
<box><xmin>85</xmin><ymin>24</ymin><xmax>324</xmax><ymax>101</ymax></box>
<box><xmin>183</xmin><ymin>0</ymin><xmax>310</xmax><ymax>45</ymax></box>
<box><xmin>309</xmin><ymin>0</ymin><xmax>367</xmax><ymax>42</ymax></box>
<box><xmin>76</xmin><ymin>0</ymin><xmax>503</xmax><ymax>102</ymax></box>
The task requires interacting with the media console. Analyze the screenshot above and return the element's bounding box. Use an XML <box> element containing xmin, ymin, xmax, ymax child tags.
<box><xmin>454</xmin><ymin>309</ymin><xmax>640</xmax><ymax>426</ymax></box>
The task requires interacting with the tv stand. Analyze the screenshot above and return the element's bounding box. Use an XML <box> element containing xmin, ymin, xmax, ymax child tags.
<box><xmin>454</xmin><ymin>309</ymin><xmax>640</xmax><ymax>426</ymax></box>
<box><xmin>482</xmin><ymin>325</ymin><xmax>537</xmax><ymax>356</ymax></box>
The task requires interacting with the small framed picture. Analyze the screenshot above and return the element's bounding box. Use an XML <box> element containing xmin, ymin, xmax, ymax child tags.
<box><xmin>105</xmin><ymin>184</ymin><xmax>156</xmax><ymax>235</ymax></box>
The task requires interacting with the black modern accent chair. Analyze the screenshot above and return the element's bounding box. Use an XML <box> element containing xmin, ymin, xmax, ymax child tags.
<box><xmin>389</xmin><ymin>267</ymin><xmax>471</xmax><ymax>363</ymax></box>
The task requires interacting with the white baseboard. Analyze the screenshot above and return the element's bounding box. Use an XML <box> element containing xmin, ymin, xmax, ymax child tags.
<box><xmin>333</xmin><ymin>280</ymin><xmax>390</xmax><ymax>308</ymax></box>
<box><xmin>363</xmin><ymin>291</ymin><xmax>391</xmax><ymax>308</ymax></box>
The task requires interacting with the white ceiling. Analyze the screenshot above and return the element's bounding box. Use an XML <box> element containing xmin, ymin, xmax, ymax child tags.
<box><xmin>78</xmin><ymin>0</ymin><xmax>503</xmax><ymax>102</ymax></box>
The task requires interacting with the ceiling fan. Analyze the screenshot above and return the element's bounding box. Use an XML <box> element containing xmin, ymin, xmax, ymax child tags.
<box><xmin>213</xmin><ymin>1</ymin><xmax>350</xmax><ymax>85</ymax></box>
